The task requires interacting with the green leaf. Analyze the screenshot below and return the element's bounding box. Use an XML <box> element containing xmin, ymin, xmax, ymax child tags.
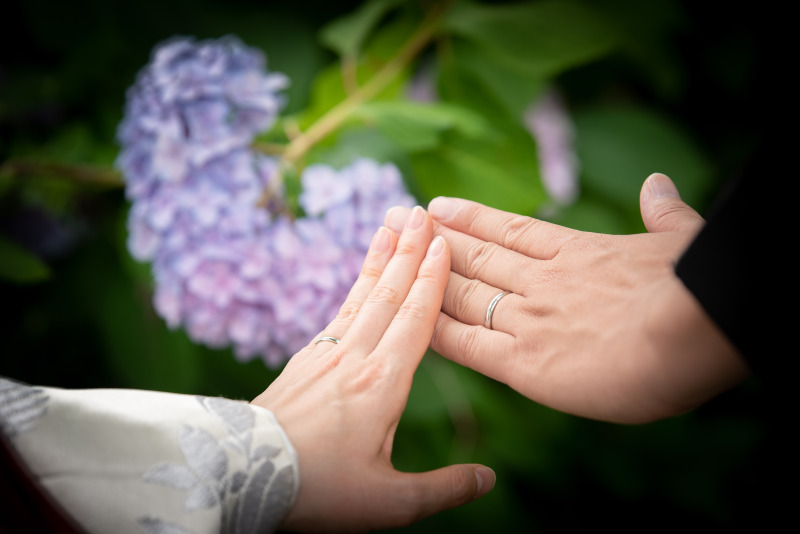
<box><xmin>408</xmin><ymin>122</ymin><xmax>546</xmax><ymax>213</ymax></box>
<box><xmin>441</xmin><ymin>38</ymin><xmax>548</xmax><ymax>119</ymax></box>
<box><xmin>549</xmin><ymin>194</ymin><xmax>632</xmax><ymax>235</ymax></box>
<box><xmin>308</xmin><ymin>128</ymin><xmax>406</xmax><ymax>169</ymax></box>
<box><xmin>0</xmin><ymin>235</ymin><xmax>50</xmax><ymax>284</ymax></box>
<box><xmin>319</xmin><ymin>0</ymin><xmax>404</xmax><ymax>58</ymax></box>
<box><xmin>289</xmin><ymin>55</ymin><xmax>411</xmax><ymax>134</ymax></box>
<box><xmin>354</xmin><ymin>101</ymin><xmax>490</xmax><ymax>152</ymax></box>
<box><xmin>443</xmin><ymin>0</ymin><xmax>619</xmax><ymax>79</ymax></box>
<box><xmin>293</xmin><ymin>7</ymin><xmax>421</xmax><ymax>130</ymax></box>
<box><xmin>574</xmin><ymin>105</ymin><xmax>714</xmax><ymax>212</ymax></box>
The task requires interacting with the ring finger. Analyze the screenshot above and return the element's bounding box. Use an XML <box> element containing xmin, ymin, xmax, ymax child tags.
<box><xmin>308</xmin><ymin>226</ymin><xmax>398</xmax><ymax>354</ymax></box>
<box><xmin>442</xmin><ymin>272</ymin><xmax>518</xmax><ymax>334</ymax></box>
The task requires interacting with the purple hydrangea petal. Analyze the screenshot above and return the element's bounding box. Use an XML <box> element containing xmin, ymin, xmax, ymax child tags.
<box><xmin>117</xmin><ymin>37</ymin><xmax>415</xmax><ymax>367</ymax></box>
<box><xmin>524</xmin><ymin>89</ymin><xmax>580</xmax><ymax>206</ymax></box>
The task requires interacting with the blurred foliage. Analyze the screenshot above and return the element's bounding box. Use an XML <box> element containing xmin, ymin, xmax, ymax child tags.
<box><xmin>0</xmin><ymin>0</ymin><xmax>777</xmax><ymax>531</ymax></box>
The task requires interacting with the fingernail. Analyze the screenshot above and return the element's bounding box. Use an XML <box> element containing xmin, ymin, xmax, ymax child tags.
<box><xmin>426</xmin><ymin>236</ymin><xmax>446</xmax><ymax>258</ymax></box>
<box><xmin>646</xmin><ymin>173</ymin><xmax>680</xmax><ymax>199</ymax></box>
<box><xmin>428</xmin><ymin>197</ymin><xmax>458</xmax><ymax>221</ymax></box>
<box><xmin>405</xmin><ymin>205</ymin><xmax>426</xmax><ymax>230</ymax></box>
<box><xmin>474</xmin><ymin>466</ymin><xmax>496</xmax><ymax>498</ymax></box>
<box><xmin>385</xmin><ymin>206</ymin><xmax>409</xmax><ymax>233</ymax></box>
<box><xmin>370</xmin><ymin>226</ymin><xmax>392</xmax><ymax>253</ymax></box>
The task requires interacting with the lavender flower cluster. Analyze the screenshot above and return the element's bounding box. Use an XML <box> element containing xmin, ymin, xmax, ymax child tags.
<box><xmin>116</xmin><ymin>37</ymin><xmax>414</xmax><ymax>366</ymax></box>
<box><xmin>524</xmin><ymin>89</ymin><xmax>579</xmax><ymax>206</ymax></box>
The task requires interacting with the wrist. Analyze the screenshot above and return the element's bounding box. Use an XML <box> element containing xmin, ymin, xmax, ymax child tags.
<box><xmin>643</xmin><ymin>275</ymin><xmax>751</xmax><ymax>418</ymax></box>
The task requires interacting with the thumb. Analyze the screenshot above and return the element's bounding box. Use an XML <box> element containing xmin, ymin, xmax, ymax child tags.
<box><xmin>393</xmin><ymin>465</ymin><xmax>495</xmax><ymax>525</ymax></box>
<box><xmin>640</xmin><ymin>173</ymin><xmax>705</xmax><ymax>234</ymax></box>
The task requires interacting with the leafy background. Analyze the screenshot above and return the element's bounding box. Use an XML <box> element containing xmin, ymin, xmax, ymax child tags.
<box><xmin>0</xmin><ymin>0</ymin><xmax>778</xmax><ymax>531</ymax></box>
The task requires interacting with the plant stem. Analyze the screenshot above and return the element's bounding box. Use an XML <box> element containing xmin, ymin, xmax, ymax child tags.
<box><xmin>0</xmin><ymin>159</ymin><xmax>123</xmax><ymax>187</ymax></box>
<box><xmin>281</xmin><ymin>6</ymin><xmax>445</xmax><ymax>166</ymax></box>
<box><xmin>250</xmin><ymin>141</ymin><xmax>286</xmax><ymax>155</ymax></box>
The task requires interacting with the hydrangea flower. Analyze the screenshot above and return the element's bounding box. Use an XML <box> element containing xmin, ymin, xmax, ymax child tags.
<box><xmin>116</xmin><ymin>36</ymin><xmax>415</xmax><ymax>366</ymax></box>
<box><xmin>524</xmin><ymin>89</ymin><xmax>579</xmax><ymax>206</ymax></box>
<box><xmin>406</xmin><ymin>68</ymin><xmax>578</xmax><ymax>206</ymax></box>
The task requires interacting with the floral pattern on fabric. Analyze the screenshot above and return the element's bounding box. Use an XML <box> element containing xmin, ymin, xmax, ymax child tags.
<box><xmin>0</xmin><ymin>377</ymin><xmax>49</xmax><ymax>438</ymax></box>
<box><xmin>138</xmin><ymin>396</ymin><xmax>294</xmax><ymax>534</ymax></box>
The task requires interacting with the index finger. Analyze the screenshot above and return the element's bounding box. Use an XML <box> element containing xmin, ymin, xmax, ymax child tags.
<box><xmin>427</xmin><ymin>197</ymin><xmax>580</xmax><ymax>260</ymax></box>
<box><xmin>376</xmin><ymin>235</ymin><xmax>451</xmax><ymax>381</ymax></box>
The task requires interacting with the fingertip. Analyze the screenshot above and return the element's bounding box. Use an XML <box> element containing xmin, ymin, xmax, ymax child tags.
<box><xmin>405</xmin><ymin>205</ymin><xmax>427</xmax><ymax>231</ymax></box>
<box><xmin>385</xmin><ymin>206</ymin><xmax>410</xmax><ymax>233</ymax></box>
<box><xmin>370</xmin><ymin>226</ymin><xmax>395</xmax><ymax>254</ymax></box>
<box><xmin>473</xmin><ymin>466</ymin><xmax>496</xmax><ymax>499</ymax></box>
<box><xmin>425</xmin><ymin>235</ymin><xmax>447</xmax><ymax>259</ymax></box>
<box><xmin>644</xmin><ymin>172</ymin><xmax>680</xmax><ymax>199</ymax></box>
<box><xmin>427</xmin><ymin>196</ymin><xmax>458</xmax><ymax>222</ymax></box>
<box><xmin>640</xmin><ymin>173</ymin><xmax>704</xmax><ymax>234</ymax></box>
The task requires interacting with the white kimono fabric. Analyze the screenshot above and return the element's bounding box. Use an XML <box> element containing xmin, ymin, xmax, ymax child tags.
<box><xmin>0</xmin><ymin>377</ymin><xmax>298</xmax><ymax>534</ymax></box>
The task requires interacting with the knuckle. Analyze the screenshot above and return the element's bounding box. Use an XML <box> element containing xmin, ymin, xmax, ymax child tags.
<box><xmin>413</xmin><ymin>267</ymin><xmax>441</xmax><ymax>285</ymax></box>
<box><xmin>500</xmin><ymin>215</ymin><xmax>537</xmax><ymax>249</ymax></box>
<box><xmin>654</xmin><ymin>203</ymin><xmax>704</xmax><ymax>232</ymax></box>
<box><xmin>334</xmin><ymin>300</ymin><xmax>361</xmax><ymax>323</ymax></box>
<box><xmin>394</xmin><ymin>241</ymin><xmax>418</xmax><ymax>258</ymax></box>
<box><xmin>348</xmin><ymin>359</ymin><xmax>387</xmax><ymax>394</ymax></box>
<box><xmin>463</xmin><ymin>241</ymin><xmax>497</xmax><ymax>280</ymax></box>
<box><xmin>360</xmin><ymin>264</ymin><xmax>384</xmax><ymax>281</ymax></box>
<box><xmin>456</xmin><ymin>327</ymin><xmax>481</xmax><ymax>367</ymax></box>
<box><xmin>366</xmin><ymin>284</ymin><xmax>403</xmax><ymax>307</ymax></box>
<box><xmin>430</xmin><ymin>315</ymin><xmax>446</xmax><ymax>349</ymax></box>
<box><xmin>313</xmin><ymin>349</ymin><xmax>347</xmax><ymax>375</ymax></box>
<box><xmin>451</xmin><ymin>278</ymin><xmax>481</xmax><ymax>319</ymax></box>
<box><xmin>465</xmin><ymin>209</ymin><xmax>491</xmax><ymax>235</ymax></box>
<box><xmin>395</xmin><ymin>300</ymin><xmax>428</xmax><ymax>322</ymax></box>
<box><xmin>448</xmin><ymin>468</ymin><xmax>476</xmax><ymax>506</ymax></box>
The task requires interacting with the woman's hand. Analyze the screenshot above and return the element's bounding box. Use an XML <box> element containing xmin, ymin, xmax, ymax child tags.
<box><xmin>385</xmin><ymin>174</ymin><xmax>750</xmax><ymax>424</ymax></box>
<box><xmin>252</xmin><ymin>207</ymin><xmax>495</xmax><ymax>532</ymax></box>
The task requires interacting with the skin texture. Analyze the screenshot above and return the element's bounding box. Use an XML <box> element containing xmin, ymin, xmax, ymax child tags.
<box><xmin>385</xmin><ymin>174</ymin><xmax>751</xmax><ymax>424</ymax></box>
<box><xmin>252</xmin><ymin>207</ymin><xmax>495</xmax><ymax>533</ymax></box>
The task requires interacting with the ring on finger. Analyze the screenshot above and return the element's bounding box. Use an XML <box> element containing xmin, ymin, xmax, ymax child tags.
<box><xmin>484</xmin><ymin>291</ymin><xmax>510</xmax><ymax>330</ymax></box>
<box><xmin>315</xmin><ymin>336</ymin><xmax>341</xmax><ymax>346</ymax></box>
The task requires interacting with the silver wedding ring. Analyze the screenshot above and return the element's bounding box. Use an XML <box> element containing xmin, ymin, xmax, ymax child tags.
<box><xmin>484</xmin><ymin>291</ymin><xmax>510</xmax><ymax>330</ymax></box>
<box><xmin>315</xmin><ymin>336</ymin><xmax>340</xmax><ymax>346</ymax></box>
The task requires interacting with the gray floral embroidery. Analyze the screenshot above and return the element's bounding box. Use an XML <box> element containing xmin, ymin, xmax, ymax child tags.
<box><xmin>0</xmin><ymin>377</ymin><xmax>49</xmax><ymax>439</ymax></box>
<box><xmin>139</xmin><ymin>396</ymin><xmax>294</xmax><ymax>534</ymax></box>
<box><xmin>138</xmin><ymin>517</ymin><xmax>195</xmax><ymax>534</ymax></box>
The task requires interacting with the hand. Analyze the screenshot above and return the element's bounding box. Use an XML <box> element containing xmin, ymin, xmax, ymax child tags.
<box><xmin>252</xmin><ymin>207</ymin><xmax>495</xmax><ymax>532</ymax></box>
<box><xmin>385</xmin><ymin>174</ymin><xmax>750</xmax><ymax>424</ymax></box>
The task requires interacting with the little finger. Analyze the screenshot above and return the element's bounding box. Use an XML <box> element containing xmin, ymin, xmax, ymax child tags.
<box><xmin>431</xmin><ymin>313</ymin><xmax>517</xmax><ymax>385</ymax></box>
